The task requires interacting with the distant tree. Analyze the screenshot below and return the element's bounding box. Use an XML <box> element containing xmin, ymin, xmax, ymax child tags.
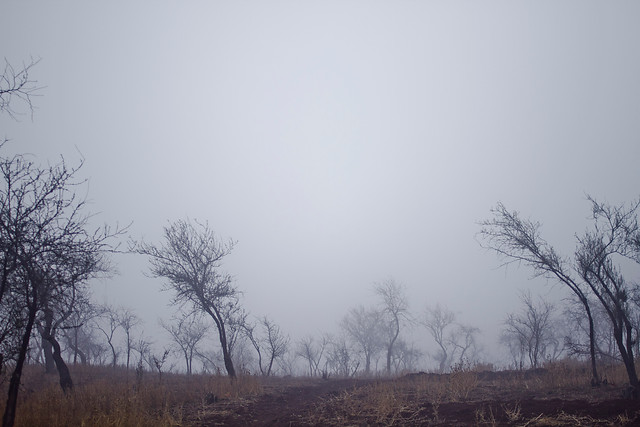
<box><xmin>563</xmin><ymin>298</ymin><xmax>619</xmax><ymax>364</ymax></box>
<box><xmin>118</xmin><ymin>308</ymin><xmax>141</xmax><ymax>370</ymax></box>
<box><xmin>95</xmin><ymin>304</ymin><xmax>121</xmax><ymax>368</ymax></box>
<box><xmin>132</xmin><ymin>336</ymin><xmax>155</xmax><ymax>371</ymax></box>
<box><xmin>422</xmin><ymin>304</ymin><xmax>480</xmax><ymax>373</ymax></box>
<box><xmin>60</xmin><ymin>296</ymin><xmax>97</xmax><ymax>365</ymax></box>
<box><xmin>340</xmin><ymin>305</ymin><xmax>384</xmax><ymax>375</ymax></box>
<box><xmin>243</xmin><ymin>316</ymin><xmax>289</xmax><ymax>377</ymax></box>
<box><xmin>296</xmin><ymin>335</ymin><xmax>329</xmax><ymax>377</ymax></box>
<box><xmin>162</xmin><ymin>311</ymin><xmax>209</xmax><ymax>375</ymax></box>
<box><xmin>375</xmin><ymin>279</ymin><xmax>410</xmax><ymax>374</ymax></box>
<box><xmin>501</xmin><ymin>292</ymin><xmax>562</xmax><ymax>369</ymax></box>
<box><xmin>326</xmin><ymin>335</ymin><xmax>359</xmax><ymax>378</ymax></box>
<box><xmin>390</xmin><ymin>339</ymin><xmax>423</xmax><ymax>373</ymax></box>
<box><xmin>134</xmin><ymin>219</ymin><xmax>239</xmax><ymax>378</ymax></box>
<box><xmin>423</xmin><ymin>304</ymin><xmax>456</xmax><ymax>373</ymax></box>
<box><xmin>0</xmin><ymin>57</ymin><xmax>42</xmax><ymax>119</ymax></box>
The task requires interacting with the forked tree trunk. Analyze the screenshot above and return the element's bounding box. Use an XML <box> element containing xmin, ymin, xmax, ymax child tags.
<box><xmin>42</xmin><ymin>330</ymin><xmax>73</xmax><ymax>394</ymax></box>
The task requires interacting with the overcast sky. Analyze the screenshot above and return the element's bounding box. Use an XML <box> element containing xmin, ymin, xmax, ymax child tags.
<box><xmin>2</xmin><ymin>1</ymin><xmax>640</xmax><ymax>366</ymax></box>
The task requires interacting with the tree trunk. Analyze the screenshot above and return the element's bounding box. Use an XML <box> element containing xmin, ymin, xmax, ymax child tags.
<box><xmin>2</xmin><ymin>305</ymin><xmax>37</xmax><ymax>427</ymax></box>
<box><xmin>209</xmin><ymin>308</ymin><xmax>236</xmax><ymax>378</ymax></box>
<box><xmin>67</xmin><ymin>333</ymin><xmax>87</xmax><ymax>365</ymax></box>
<box><xmin>584</xmin><ymin>304</ymin><xmax>600</xmax><ymax>386</ymax></box>
<box><xmin>41</xmin><ymin>332</ymin><xmax>56</xmax><ymax>373</ymax></box>
<box><xmin>42</xmin><ymin>330</ymin><xmax>73</xmax><ymax>394</ymax></box>
<box><xmin>221</xmin><ymin>344</ymin><xmax>236</xmax><ymax>378</ymax></box>
<box><xmin>40</xmin><ymin>311</ymin><xmax>56</xmax><ymax>374</ymax></box>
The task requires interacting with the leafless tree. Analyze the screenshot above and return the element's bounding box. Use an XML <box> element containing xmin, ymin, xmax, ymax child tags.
<box><xmin>132</xmin><ymin>336</ymin><xmax>155</xmax><ymax>371</ymax></box>
<box><xmin>574</xmin><ymin>197</ymin><xmax>640</xmax><ymax>392</ymax></box>
<box><xmin>375</xmin><ymin>279</ymin><xmax>410</xmax><ymax>374</ymax></box>
<box><xmin>326</xmin><ymin>335</ymin><xmax>359</xmax><ymax>378</ymax></box>
<box><xmin>95</xmin><ymin>304</ymin><xmax>121</xmax><ymax>368</ymax></box>
<box><xmin>563</xmin><ymin>298</ymin><xmax>620</xmax><ymax>364</ymax></box>
<box><xmin>501</xmin><ymin>292</ymin><xmax>562</xmax><ymax>369</ymax></box>
<box><xmin>134</xmin><ymin>219</ymin><xmax>239</xmax><ymax>378</ymax></box>
<box><xmin>423</xmin><ymin>304</ymin><xmax>456</xmax><ymax>373</ymax></box>
<box><xmin>60</xmin><ymin>296</ymin><xmax>97</xmax><ymax>365</ymax></box>
<box><xmin>479</xmin><ymin>202</ymin><xmax>600</xmax><ymax>384</ymax></box>
<box><xmin>296</xmin><ymin>335</ymin><xmax>329</xmax><ymax>377</ymax></box>
<box><xmin>243</xmin><ymin>316</ymin><xmax>289</xmax><ymax>377</ymax></box>
<box><xmin>422</xmin><ymin>304</ymin><xmax>480</xmax><ymax>373</ymax></box>
<box><xmin>0</xmin><ymin>58</ymin><xmax>42</xmax><ymax>120</ymax></box>
<box><xmin>118</xmin><ymin>308</ymin><xmax>141</xmax><ymax>371</ymax></box>
<box><xmin>161</xmin><ymin>311</ymin><xmax>209</xmax><ymax>375</ymax></box>
<box><xmin>482</xmin><ymin>197</ymin><xmax>640</xmax><ymax>393</ymax></box>
<box><xmin>390</xmin><ymin>339</ymin><xmax>423</xmax><ymax>374</ymax></box>
<box><xmin>340</xmin><ymin>305</ymin><xmax>384</xmax><ymax>375</ymax></box>
<box><xmin>0</xmin><ymin>151</ymin><xmax>121</xmax><ymax>427</ymax></box>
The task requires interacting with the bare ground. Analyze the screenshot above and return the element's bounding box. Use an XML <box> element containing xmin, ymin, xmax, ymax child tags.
<box><xmin>190</xmin><ymin>371</ymin><xmax>640</xmax><ymax>426</ymax></box>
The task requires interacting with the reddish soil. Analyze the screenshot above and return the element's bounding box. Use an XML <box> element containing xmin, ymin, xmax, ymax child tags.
<box><xmin>193</xmin><ymin>373</ymin><xmax>640</xmax><ymax>426</ymax></box>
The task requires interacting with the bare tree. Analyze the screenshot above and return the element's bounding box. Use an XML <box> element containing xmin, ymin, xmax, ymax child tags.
<box><xmin>0</xmin><ymin>151</ymin><xmax>120</xmax><ymax>427</ymax></box>
<box><xmin>0</xmin><ymin>58</ymin><xmax>42</xmax><ymax>119</ymax></box>
<box><xmin>479</xmin><ymin>202</ymin><xmax>600</xmax><ymax>384</ymax></box>
<box><xmin>423</xmin><ymin>304</ymin><xmax>480</xmax><ymax>373</ymax></box>
<box><xmin>375</xmin><ymin>279</ymin><xmax>410</xmax><ymax>374</ymax></box>
<box><xmin>423</xmin><ymin>304</ymin><xmax>456</xmax><ymax>373</ymax></box>
<box><xmin>574</xmin><ymin>197</ymin><xmax>640</xmax><ymax>392</ymax></box>
<box><xmin>60</xmin><ymin>296</ymin><xmax>97</xmax><ymax>365</ymax></box>
<box><xmin>340</xmin><ymin>305</ymin><xmax>384</xmax><ymax>375</ymax></box>
<box><xmin>95</xmin><ymin>304</ymin><xmax>121</xmax><ymax>368</ymax></box>
<box><xmin>326</xmin><ymin>335</ymin><xmax>359</xmax><ymax>378</ymax></box>
<box><xmin>243</xmin><ymin>316</ymin><xmax>289</xmax><ymax>377</ymax></box>
<box><xmin>390</xmin><ymin>339</ymin><xmax>423</xmax><ymax>374</ymax></box>
<box><xmin>563</xmin><ymin>297</ymin><xmax>619</xmax><ymax>364</ymax></box>
<box><xmin>162</xmin><ymin>311</ymin><xmax>209</xmax><ymax>375</ymax></box>
<box><xmin>501</xmin><ymin>292</ymin><xmax>562</xmax><ymax>369</ymax></box>
<box><xmin>296</xmin><ymin>335</ymin><xmax>329</xmax><ymax>377</ymax></box>
<box><xmin>132</xmin><ymin>336</ymin><xmax>155</xmax><ymax>371</ymax></box>
<box><xmin>134</xmin><ymin>219</ymin><xmax>239</xmax><ymax>378</ymax></box>
<box><xmin>118</xmin><ymin>308</ymin><xmax>141</xmax><ymax>371</ymax></box>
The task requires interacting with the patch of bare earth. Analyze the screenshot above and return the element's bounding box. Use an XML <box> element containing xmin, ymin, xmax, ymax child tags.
<box><xmin>191</xmin><ymin>369</ymin><xmax>640</xmax><ymax>426</ymax></box>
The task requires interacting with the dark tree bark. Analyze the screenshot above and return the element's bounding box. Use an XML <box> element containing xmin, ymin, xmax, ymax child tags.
<box><xmin>480</xmin><ymin>198</ymin><xmax>640</xmax><ymax>391</ymax></box>
<box><xmin>2</xmin><ymin>286</ymin><xmax>37</xmax><ymax>427</ymax></box>
<box><xmin>42</xmin><ymin>327</ymin><xmax>73</xmax><ymax>393</ymax></box>
<box><xmin>134</xmin><ymin>219</ymin><xmax>239</xmax><ymax>378</ymax></box>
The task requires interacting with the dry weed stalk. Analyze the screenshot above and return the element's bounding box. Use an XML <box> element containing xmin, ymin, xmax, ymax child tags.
<box><xmin>1</xmin><ymin>364</ymin><xmax>263</xmax><ymax>427</ymax></box>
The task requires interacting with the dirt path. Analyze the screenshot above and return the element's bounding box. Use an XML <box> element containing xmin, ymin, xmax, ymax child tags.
<box><xmin>192</xmin><ymin>375</ymin><xmax>640</xmax><ymax>426</ymax></box>
<box><xmin>195</xmin><ymin>378</ymin><xmax>371</xmax><ymax>426</ymax></box>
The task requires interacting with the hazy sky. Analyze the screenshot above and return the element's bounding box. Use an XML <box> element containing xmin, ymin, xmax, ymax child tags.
<box><xmin>2</xmin><ymin>1</ymin><xmax>640</xmax><ymax>366</ymax></box>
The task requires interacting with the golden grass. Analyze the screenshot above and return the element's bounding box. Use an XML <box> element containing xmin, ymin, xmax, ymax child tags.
<box><xmin>0</xmin><ymin>364</ymin><xmax>263</xmax><ymax>427</ymax></box>
<box><xmin>1</xmin><ymin>360</ymin><xmax>637</xmax><ymax>426</ymax></box>
<box><xmin>299</xmin><ymin>360</ymin><xmax>639</xmax><ymax>426</ymax></box>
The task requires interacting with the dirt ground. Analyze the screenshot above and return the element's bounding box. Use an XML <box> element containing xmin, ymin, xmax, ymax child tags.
<box><xmin>191</xmin><ymin>371</ymin><xmax>640</xmax><ymax>426</ymax></box>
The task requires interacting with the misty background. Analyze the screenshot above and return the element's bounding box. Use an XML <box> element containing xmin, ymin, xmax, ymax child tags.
<box><xmin>2</xmin><ymin>1</ymin><xmax>639</xmax><ymax>370</ymax></box>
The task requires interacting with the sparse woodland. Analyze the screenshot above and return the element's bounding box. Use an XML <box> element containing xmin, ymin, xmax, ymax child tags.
<box><xmin>2</xmin><ymin>60</ymin><xmax>640</xmax><ymax>426</ymax></box>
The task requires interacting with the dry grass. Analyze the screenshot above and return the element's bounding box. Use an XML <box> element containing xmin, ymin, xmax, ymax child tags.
<box><xmin>0</xmin><ymin>364</ymin><xmax>263</xmax><ymax>427</ymax></box>
<box><xmin>298</xmin><ymin>360</ymin><xmax>640</xmax><ymax>426</ymax></box>
<box><xmin>1</xmin><ymin>360</ymin><xmax>638</xmax><ymax>426</ymax></box>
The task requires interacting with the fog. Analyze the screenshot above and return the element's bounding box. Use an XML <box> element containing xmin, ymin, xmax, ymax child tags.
<box><xmin>2</xmin><ymin>1</ymin><xmax>640</xmax><ymax>370</ymax></box>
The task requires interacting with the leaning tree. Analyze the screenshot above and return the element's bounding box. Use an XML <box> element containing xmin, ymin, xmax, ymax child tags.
<box><xmin>134</xmin><ymin>219</ymin><xmax>239</xmax><ymax>378</ymax></box>
<box><xmin>480</xmin><ymin>196</ymin><xmax>640</xmax><ymax>393</ymax></box>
